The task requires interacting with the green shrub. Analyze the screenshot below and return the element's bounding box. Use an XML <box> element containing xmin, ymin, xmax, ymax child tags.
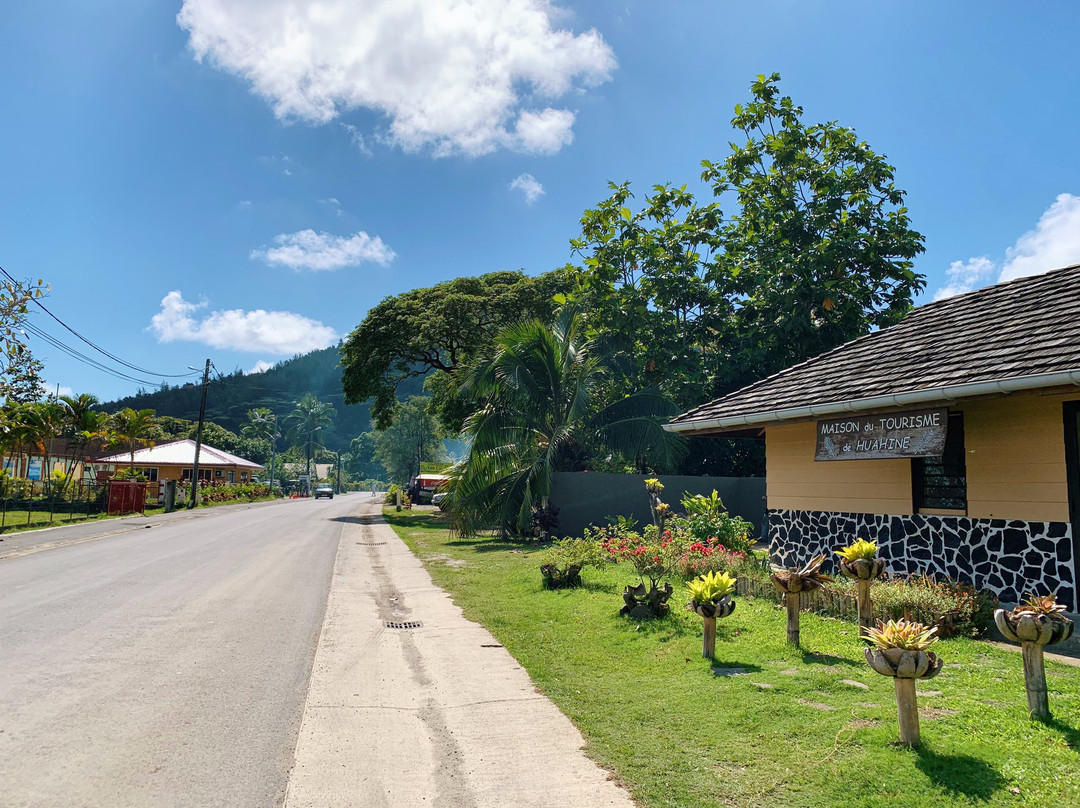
<box><xmin>539</xmin><ymin>535</ymin><xmax>607</xmax><ymax>589</ymax></box>
<box><xmin>674</xmin><ymin>490</ymin><xmax>754</xmax><ymax>553</ymax></box>
<box><xmin>865</xmin><ymin>574</ymin><xmax>998</xmax><ymax>638</ymax></box>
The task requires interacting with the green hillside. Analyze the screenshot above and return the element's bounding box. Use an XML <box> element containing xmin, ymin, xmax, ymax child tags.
<box><xmin>104</xmin><ymin>345</ymin><xmax>422</xmax><ymax>452</ymax></box>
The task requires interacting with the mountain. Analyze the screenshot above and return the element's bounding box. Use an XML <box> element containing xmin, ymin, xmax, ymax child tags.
<box><xmin>103</xmin><ymin>345</ymin><xmax>423</xmax><ymax>452</ymax></box>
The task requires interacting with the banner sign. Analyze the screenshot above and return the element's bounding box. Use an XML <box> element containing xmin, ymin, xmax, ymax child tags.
<box><xmin>814</xmin><ymin>408</ymin><xmax>948</xmax><ymax>461</ymax></box>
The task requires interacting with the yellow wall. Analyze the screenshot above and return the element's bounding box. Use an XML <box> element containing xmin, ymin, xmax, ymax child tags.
<box><xmin>958</xmin><ymin>393</ymin><xmax>1077</xmax><ymax>522</ymax></box>
<box><xmin>767</xmin><ymin>421</ymin><xmax>913</xmax><ymax>514</ymax></box>
<box><xmin>766</xmin><ymin>389</ymin><xmax>1080</xmax><ymax>522</ymax></box>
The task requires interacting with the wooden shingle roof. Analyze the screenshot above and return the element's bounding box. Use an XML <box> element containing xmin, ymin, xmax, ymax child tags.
<box><xmin>669</xmin><ymin>263</ymin><xmax>1080</xmax><ymax>433</ymax></box>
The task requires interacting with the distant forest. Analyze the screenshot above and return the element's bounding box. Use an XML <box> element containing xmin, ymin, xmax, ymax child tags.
<box><xmin>103</xmin><ymin>345</ymin><xmax>423</xmax><ymax>453</ymax></box>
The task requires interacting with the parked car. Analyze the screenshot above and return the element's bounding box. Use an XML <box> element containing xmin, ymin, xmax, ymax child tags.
<box><xmin>314</xmin><ymin>484</ymin><xmax>334</xmax><ymax>500</ymax></box>
<box><xmin>432</xmin><ymin>491</ymin><xmax>448</xmax><ymax>510</ymax></box>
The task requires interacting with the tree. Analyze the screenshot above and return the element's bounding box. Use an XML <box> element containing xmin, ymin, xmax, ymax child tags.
<box><xmin>109</xmin><ymin>408</ymin><xmax>157</xmax><ymax>474</ymax></box>
<box><xmin>285</xmin><ymin>394</ymin><xmax>336</xmax><ymax>481</ymax></box>
<box><xmin>340</xmin><ymin>269</ymin><xmax>571</xmax><ymax>431</ymax></box>
<box><xmin>567</xmin><ymin>73</ymin><xmax>926</xmax><ymax>407</ymax></box>
<box><xmin>373</xmin><ymin>397</ymin><xmax>444</xmax><ymax>485</ymax></box>
<box><xmin>59</xmin><ymin>393</ymin><xmax>108</xmax><ymax>484</ymax></box>
<box><xmin>702</xmin><ymin>72</ymin><xmax>925</xmax><ymax>380</ymax></box>
<box><xmin>448</xmin><ymin>310</ymin><xmax>685</xmax><ymax>537</ymax></box>
<box><xmin>344</xmin><ymin>431</ymin><xmax>385</xmax><ymax>481</ymax></box>
<box><xmin>0</xmin><ymin>275</ymin><xmax>47</xmax><ymax>403</ymax></box>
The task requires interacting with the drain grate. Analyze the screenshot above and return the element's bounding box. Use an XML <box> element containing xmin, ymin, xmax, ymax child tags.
<box><xmin>386</xmin><ymin>621</ymin><xmax>423</xmax><ymax>630</ymax></box>
<box><xmin>356</xmin><ymin>541</ymin><xmax>387</xmax><ymax>546</ymax></box>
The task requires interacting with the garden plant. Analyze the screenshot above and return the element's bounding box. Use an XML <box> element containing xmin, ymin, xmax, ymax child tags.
<box><xmin>836</xmin><ymin>538</ymin><xmax>886</xmax><ymax>632</ymax></box>
<box><xmin>686</xmin><ymin>570</ymin><xmax>736</xmax><ymax>658</ymax></box>
<box><xmin>863</xmin><ymin>618</ymin><xmax>944</xmax><ymax>747</ymax></box>
<box><xmin>994</xmin><ymin>593</ymin><xmax>1075</xmax><ymax>719</ymax></box>
<box><xmin>770</xmin><ymin>555</ymin><xmax>831</xmax><ymax>645</ymax></box>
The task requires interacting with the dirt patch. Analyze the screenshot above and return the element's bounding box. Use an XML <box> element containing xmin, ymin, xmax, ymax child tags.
<box><xmin>846</xmin><ymin>718</ymin><xmax>881</xmax><ymax>730</ymax></box>
<box><xmin>919</xmin><ymin>706</ymin><xmax>960</xmax><ymax>720</ymax></box>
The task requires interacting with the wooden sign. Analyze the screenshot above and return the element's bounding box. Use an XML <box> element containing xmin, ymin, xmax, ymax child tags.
<box><xmin>814</xmin><ymin>408</ymin><xmax>948</xmax><ymax>461</ymax></box>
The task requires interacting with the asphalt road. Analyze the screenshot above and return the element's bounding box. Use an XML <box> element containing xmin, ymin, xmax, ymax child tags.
<box><xmin>0</xmin><ymin>494</ymin><xmax>366</xmax><ymax>808</ymax></box>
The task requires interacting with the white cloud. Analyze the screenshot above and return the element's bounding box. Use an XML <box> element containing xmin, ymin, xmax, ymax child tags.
<box><xmin>999</xmin><ymin>193</ymin><xmax>1080</xmax><ymax>282</ymax></box>
<box><xmin>341</xmin><ymin>123</ymin><xmax>372</xmax><ymax>156</ymax></box>
<box><xmin>246</xmin><ymin>360</ymin><xmax>274</xmax><ymax>375</ymax></box>
<box><xmin>514</xmin><ymin>108</ymin><xmax>575</xmax><ymax>154</ymax></box>
<box><xmin>509</xmin><ymin>172</ymin><xmax>545</xmax><ymax>204</ymax></box>
<box><xmin>45</xmin><ymin>383</ymin><xmax>75</xmax><ymax>399</ymax></box>
<box><xmin>251</xmin><ymin>229</ymin><xmax>395</xmax><ymax>271</ymax></box>
<box><xmin>177</xmin><ymin>0</ymin><xmax>615</xmax><ymax>157</ymax></box>
<box><xmin>150</xmin><ymin>291</ymin><xmax>339</xmax><ymax>355</ymax></box>
<box><xmin>932</xmin><ymin>256</ymin><xmax>995</xmax><ymax>301</ymax></box>
<box><xmin>932</xmin><ymin>193</ymin><xmax>1080</xmax><ymax>299</ymax></box>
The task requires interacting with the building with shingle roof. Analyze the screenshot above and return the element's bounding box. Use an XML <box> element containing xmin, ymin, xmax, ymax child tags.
<box><xmin>668</xmin><ymin>264</ymin><xmax>1080</xmax><ymax>609</ymax></box>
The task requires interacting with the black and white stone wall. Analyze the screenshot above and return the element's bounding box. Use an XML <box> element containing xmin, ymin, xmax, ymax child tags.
<box><xmin>768</xmin><ymin>509</ymin><xmax>1077</xmax><ymax>610</ymax></box>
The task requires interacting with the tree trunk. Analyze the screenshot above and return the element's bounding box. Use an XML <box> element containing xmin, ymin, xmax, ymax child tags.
<box><xmin>894</xmin><ymin>676</ymin><xmax>920</xmax><ymax>746</ymax></box>
<box><xmin>785</xmin><ymin>593</ymin><xmax>800</xmax><ymax>646</ymax></box>
<box><xmin>857</xmin><ymin>578</ymin><xmax>873</xmax><ymax>634</ymax></box>
<box><xmin>1022</xmin><ymin>641</ymin><xmax>1050</xmax><ymax>720</ymax></box>
<box><xmin>702</xmin><ymin>617</ymin><xmax>716</xmax><ymax>659</ymax></box>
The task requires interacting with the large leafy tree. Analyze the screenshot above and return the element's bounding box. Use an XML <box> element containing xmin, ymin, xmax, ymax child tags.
<box><xmin>285</xmin><ymin>394</ymin><xmax>336</xmax><ymax>480</ymax></box>
<box><xmin>702</xmin><ymin>72</ymin><xmax>926</xmax><ymax>379</ymax></box>
<box><xmin>340</xmin><ymin>269</ymin><xmax>570</xmax><ymax>431</ymax></box>
<box><xmin>567</xmin><ymin>73</ymin><xmax>925</xmax><ymax>406</ymax></box>
<box><xmin>373</xmin><ymin>397</ymin><xmax>444</xmax><ymax>485</ymax></box>
<box><xmin>344</xmin><ymin>431</ymin><xmax>385</xmax><ymax>482</ymax></box>
<box><xmin>448</xmin><ymin>310</ymin><xmax>685</xmax><ymax>537</ymax></box>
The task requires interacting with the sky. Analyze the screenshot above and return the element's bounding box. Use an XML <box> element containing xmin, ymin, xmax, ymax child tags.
<box><xmin>3</xmin><ymin>1</ymin><xmax>1080</xmax><ymax>402</ymax></box>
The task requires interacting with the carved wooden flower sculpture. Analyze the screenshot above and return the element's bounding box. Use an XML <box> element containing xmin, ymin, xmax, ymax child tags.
<box><xmin>995</xmin><ymin>593</ymin><xmax>1074</xmax><ymax>719</ymax></box>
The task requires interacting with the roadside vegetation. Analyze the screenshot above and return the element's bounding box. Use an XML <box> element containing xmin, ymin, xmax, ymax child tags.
<box><xmin>385</xmin><ymin>508</ymin><xmax>1080</xmax><ymax>808</ymax></box>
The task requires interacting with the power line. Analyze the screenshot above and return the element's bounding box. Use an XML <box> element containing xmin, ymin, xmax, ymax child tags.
<box><xmin>1</xmin><ymin>265</ymin><xmax>200</xmax><ymax>380</ymax></box>
<box><xmin>22</xmin><ymin>321</ymin><xmax>170</xmax><ymax>388</ymax></box>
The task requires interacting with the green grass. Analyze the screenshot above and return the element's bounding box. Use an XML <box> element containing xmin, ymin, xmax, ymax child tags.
<box><xmin>385</xmin><ymin>508</ymin><xmax>1080</xmax><ymax>808</ymax></box>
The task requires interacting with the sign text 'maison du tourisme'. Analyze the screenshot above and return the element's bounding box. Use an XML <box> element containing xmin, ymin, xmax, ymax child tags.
<box><xmin>814</xmin><ymin>408</ymin><xmax>948</xmax><ymax>461</ymax></box>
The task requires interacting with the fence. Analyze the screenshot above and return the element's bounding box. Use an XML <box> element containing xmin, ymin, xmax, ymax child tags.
<box><xmin>550</xmin><ymin>472</ymin><xmax>767</xmax><ymax>538</ymax></box>
<box><xmin>0</xmin><ymin>480</ymin><xmax>162</xmax><ymax>533</ymax></box>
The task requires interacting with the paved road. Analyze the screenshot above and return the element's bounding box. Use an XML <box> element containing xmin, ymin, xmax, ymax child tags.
<box><xmin>0</xmin><ymin>494</ymin><xmax>366</xmax><ymax>808</ymax></box>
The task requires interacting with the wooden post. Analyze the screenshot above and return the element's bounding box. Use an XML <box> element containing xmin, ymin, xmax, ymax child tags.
<box><xmin>785</xmin><ymin>593</ymin><xmax>800</xmax><ymax>646</ymax></box>
<box><xmin>894</xmin><ymin>677</ymin><xmax>920</xmax><ymax>746</ymax></box>
<box><xmin>857</xmin><ymin>578</ymin><xmax>873</xmax><ymax>633</ymax></box>
<box><xmin>1022</xmin><ymin>641</ymin><xmax>1050</xmax><ymax>719</ymax></box>
<box><xmin>702</xmin><ymin>617</ymin><xmax>716</xmax><ymax>659</ymax></box>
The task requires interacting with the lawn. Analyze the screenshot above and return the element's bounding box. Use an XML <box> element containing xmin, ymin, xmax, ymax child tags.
<box><xmin>385</xmin><ymin>508</ymin><xmax>1080</xmax><ymax>808</ymax></box>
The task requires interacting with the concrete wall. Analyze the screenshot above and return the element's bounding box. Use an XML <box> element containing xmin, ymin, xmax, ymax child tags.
<box><xmin>549</xmin><ymin>473</ymin><xmax>767</xmax><ymax>538</ymax></box>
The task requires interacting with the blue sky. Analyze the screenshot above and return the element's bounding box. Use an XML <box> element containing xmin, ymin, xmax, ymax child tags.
<box><xmin>3</xmin><ymin>1</ymin><xmax>1079</xmax><ymax>402</ymax></box>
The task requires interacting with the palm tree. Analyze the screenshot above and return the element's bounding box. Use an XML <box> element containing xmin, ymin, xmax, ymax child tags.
<box><xmin>285</xmin><ymin>395</ymin><xmax>336</xmax><ymax>485</ymax></box>
<box><xmin>59</xmin><ymin>393</ymin><xmax>107</xmax><ymax>485</ymax></box>
<box><xmin>448</xmin><ymin>310</ymin><xmax>685</xmax><ymax>537</ymax></box>
<box><xmin>109</xmin><ymin>408</ymin><xmax>157</xmax><ymax>474</ymax></box>
<box><xmin>242</xmin><ymin>407</ymin><xmax>279</xmax><ymax>486</ymax></box>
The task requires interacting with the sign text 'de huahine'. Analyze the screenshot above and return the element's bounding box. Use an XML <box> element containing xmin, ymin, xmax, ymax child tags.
<box><xmin>814</xmin><ymin>408</ymin><xmax>948</xmax><ymax>461</ymax></box>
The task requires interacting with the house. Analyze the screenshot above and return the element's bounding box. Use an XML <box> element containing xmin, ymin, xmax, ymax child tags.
<box><xmin>93</xmin><ymin>439</ymin><xmax>264</xmax><ymax>485</ymax></box>
<box><xmin>666</xmin><ymin>263</ymin><xmax>1080</xmax><ymax>610</ymax></box>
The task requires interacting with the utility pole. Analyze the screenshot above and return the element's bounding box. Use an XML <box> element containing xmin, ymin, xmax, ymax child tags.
<box><xmin>188</xmin><ymin>358</ymin><xmax>210</xmax><ymax>509</ymax></box>
<box><xmin>336</xmin><ymin>451</ymin><xmax>341</xmax><ymax>494</ymax></box>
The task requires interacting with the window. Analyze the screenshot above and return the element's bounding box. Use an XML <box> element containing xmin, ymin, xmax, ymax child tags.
<box><xmin>215</xmin><ymin>469</ymin><xmax>223</xmax><ymax>478</ymax></box>
<box><xmin>228</xmin><ymin>470</ymin><xmax>235</xmax><ymax>483</ymax></box>
<box><xmin>913</xmin><ymin>412</ymin><xmax>966</xmax><ymax>512</ymax></box>
<box><xmin>134</xmin><ymin>467</ymin><xmax>158</xmax><ymax>482</ymax></box>
<box><xmin>240</xmin><ymin>471</ymin><xmax>247</xmax><ymax>481</ymax></box>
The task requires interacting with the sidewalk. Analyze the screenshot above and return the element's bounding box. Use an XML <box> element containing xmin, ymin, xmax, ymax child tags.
<box><xmin>283</xmin><ymin>501</ymin><xmax>637</xmax><ymax>808</ymax></box>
